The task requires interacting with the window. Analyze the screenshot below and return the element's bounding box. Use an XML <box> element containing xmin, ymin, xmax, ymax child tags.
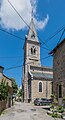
<box><xmin>31</xmin><ymin>46</ymin><xmax>36</xmax><ymax>55</ymax></box>
<box><xmin>39</xmin><ymin>82</ymin><xmax>42</xmax><ymax>92</ymax></box>
<box><xmin>31</xmin><ymin>48</ymin><xmax>33</xmax><ymax>54</ymax></box>
<box><xmin>34</xmin><ymin>48</ymin><xmax>36</xmax><ymax>54</ymax></box>
<box><xmin>59</xmin><ymin>85</ymin><xmax>62</xmax><ymax>98</ymax></box>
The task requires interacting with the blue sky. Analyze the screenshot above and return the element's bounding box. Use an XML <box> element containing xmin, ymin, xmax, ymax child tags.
<box><xmin>0</xmin><ymin>0</ymin><xmax>65</xmax><ymax>87</ymax></box>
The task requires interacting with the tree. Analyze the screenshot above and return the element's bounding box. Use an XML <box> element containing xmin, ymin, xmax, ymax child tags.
<box><xmin>0</xmin><ymin>80</ymin><xmax>8</xmax><ymax>100</ymax></box>
<box><xmin>11</xmin><ymin>78</ymin><xmax>18</xmax><ymax>94</ymax></box>
<box><xmin>17</xmin><ymin>88</ymin><xmax>22</xmax><ymax>97</ymax></box>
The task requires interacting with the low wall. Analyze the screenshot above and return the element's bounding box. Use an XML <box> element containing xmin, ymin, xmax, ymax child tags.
<box><xmin>0</xmin><ymin>100</ymin><xmax>6</xmax><ymax>112</ymax></box>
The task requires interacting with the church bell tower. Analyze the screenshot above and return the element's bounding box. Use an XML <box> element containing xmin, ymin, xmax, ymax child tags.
<box><xmin>23</xmin><ymin>18</ymin><xmax>41</xmax><ymax>102</ymax></box>
<box><xmin>24</xmin><ymin>18</ymin><xmax>41</xmax><ymax>67</ymax></box>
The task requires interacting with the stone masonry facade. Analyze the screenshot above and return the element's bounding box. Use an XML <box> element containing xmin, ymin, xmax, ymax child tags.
<box><xmin>50</xmin><ymin>38</ymin><xmax>65</xmax><ymax>105</ymax></box>
<box><xmin>31</xmin><ymin>80</ymin><xmax>52</xmax><ymax>102</ymax></box>
<box><xmin>22</xmin><ymin>18</ymin><xmax>53</xmax><ymax>102</ymax></box>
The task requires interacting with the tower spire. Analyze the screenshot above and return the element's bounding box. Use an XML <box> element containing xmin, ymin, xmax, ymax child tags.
<box><xmin>31</xmin><ymin>0</ymin><xmax>34</xmax><ymax>19</ymax></box>
<box><xmin>31</xmin><ymin>7</ymin><xmax>34</xmax><ymax>20</ymax></box>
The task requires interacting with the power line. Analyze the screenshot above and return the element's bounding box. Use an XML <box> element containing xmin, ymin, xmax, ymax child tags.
<box><xmin>7</xmin><ymin>0</ymin><xmax>31</xmax><ymax>31</ymax></box>
<box><xmin>12</xmin><ymin>58</ymin><xmax>23</xmax><ymax>66</ymax></box>
<box><xmin>0</xmin><ymin>28</ymin><xmax>25</xmax><ymax>52</ymax></box>
<box><xmin>0</xmin><ymin>28</ymin><xmax>25</xmax><ymax>41</ymax></box>
<box><xmin>5</xmin><ymin>65</ymin><xmax>22</xmax><ymax>71</ymax></box>
<box><xmin>40</xmin><ymin>55</ymin><xmax>52</xmax><ymax>61</ymax></box>
<box><xmin>0</xmin><ymin>56</ymin><xmax>23</xmax><ymax>59</ymax></box>
<box><xmin>4</xmin><ymin>54</ymin><xmax>53</xmax><ymax>71</ymax></box>
<box><xmin>1</xmin><ymin>1</ymin><xmax>65</xmax><ymax>52</ymax></box>
<box><xmin>41</xmin><ymin>45</ymin><xmax>51</xmax><ymax>52</ymax></box>
<box><xmin>57</xmin><ymin>29</ymin><xmax>65</xmax><ymax>45</ymax></box>
<box><xmin>0</xmin><ymin>27</ymin><xmax>50</xmax><ymax>52</ymax></box>
<box><xmin>4</xmin><ymin>72</ymin><xmax>22</xmax><ymax>74</ymax></box>
<box><xmin>44</xmin><ymin>26</ymin><xmax>65</xmax><ymax>44</ymax></box>
<box><xmin>7</xmin><ymin>0</ymin><xmax>51</xmax><ymax>51</ymax></box>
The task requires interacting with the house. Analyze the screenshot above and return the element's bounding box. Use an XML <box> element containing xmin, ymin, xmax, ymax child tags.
<box><xmin>49</xmin><ymin>38</ymin><xmax>65</xmax><ymax>105</ymax></box>
<box><xmin>0</xmin><ymin>66</ymin><xmax>13</xmax><ymax>111</ymax></box>
<box><xmin>22</xmin><ymin>18</ymin><xmax>53</xmax><ymax>102</ymax></box>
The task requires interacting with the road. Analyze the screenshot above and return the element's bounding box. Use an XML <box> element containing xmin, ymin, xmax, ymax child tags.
<box><xmin>0</xmin><ymin>102</ymin><xmax>62</xmax><ymax>120</ymax></box>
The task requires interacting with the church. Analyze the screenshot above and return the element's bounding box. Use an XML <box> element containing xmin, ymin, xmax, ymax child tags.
<box><xmin>22</xmin><ymin>18</ymin><xmax>53</xmax><ymax>102</ymax></box>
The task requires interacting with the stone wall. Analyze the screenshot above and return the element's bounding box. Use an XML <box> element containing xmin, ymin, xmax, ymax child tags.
<box><xmin>0</xmin><ymin>100</ymin><xmax>6</xmax><ymax>113</ymax></box>
<box><xmin>53</xmin><ymin>40</ymin><xmax>65</xmax><ymax>99</ymax></box>
<box><xmin>31</xmin><ymin>79</ymin><xmax>52</xmax><ymax>102</ymax></box>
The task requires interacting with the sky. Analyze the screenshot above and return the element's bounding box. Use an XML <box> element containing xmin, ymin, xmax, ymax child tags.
<box><xmin>0</xmin><ymin>0</ymin><xmax>65</xmax><ymax>87</ymax></box>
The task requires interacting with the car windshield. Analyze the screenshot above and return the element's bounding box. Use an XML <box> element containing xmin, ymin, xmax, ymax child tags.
<box><xmin>36</xmin><ymin>98</ymin><xmax>39</xmax><ymax>100</ymax></box>
<box><xmin>41</xmin><ymin>98</ymin><xmax>46</xmax><ymax>100</ymax></box>
<box><xmin>35</xmin><ymin>98</ymin><xmax>52</xmax><ymax>101</ymax></box>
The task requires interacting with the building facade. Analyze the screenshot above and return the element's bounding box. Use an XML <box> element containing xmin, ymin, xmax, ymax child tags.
<box><xmin>22</xmin><ymin>19</ymin><xmax>53</xmax><ymax>102</ymax></box>
<box><xmin>50</xmin><ymin>38</ymin><xmax>65</xmax><ymax>105</ymax></box>
<box><xmin>0</xmin><ymin>66</ymin><xmax>13</xmax><ymax>107</ymax></box>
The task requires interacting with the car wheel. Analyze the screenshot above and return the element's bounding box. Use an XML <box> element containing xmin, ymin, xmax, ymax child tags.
<box><xmin>39</xmin><ymin>103</ymin><xmax>42</xmax><ymax>106</ymax></box>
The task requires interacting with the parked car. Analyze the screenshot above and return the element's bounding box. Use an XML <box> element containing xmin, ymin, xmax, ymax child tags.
<box><xmin>46</xmin><ymin>98</ymin><xmax>52</xmax><ymax>104</ymax></box>
<box><xmin>34</xmin><ymin>98</ymin><xmax>52</xmax><ymax>106</ymax></box>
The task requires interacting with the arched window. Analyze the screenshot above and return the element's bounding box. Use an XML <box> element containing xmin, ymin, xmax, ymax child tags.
<box><xmin>31</xmin><ymin>48</ymin><xmax>33</xmax><ymax>54</ymax></box>
<box><xmin>34</xmin><ymin>48</ymin><xmax>36</xmax><ymax>54</ymax></box>
<box><xmin>31</xmin><ymin>46</ymin><xmax>36</xmax><ymax>55</ymax></box>
<box><xmin>39</xmin><ymin>82</ymin><xmax>42</xmax><ymax>92</ymax></box>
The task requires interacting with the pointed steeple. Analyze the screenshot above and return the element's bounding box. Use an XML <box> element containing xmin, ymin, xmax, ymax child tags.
<box><xmin>26</xmin><ymin>18</ymin><xmax>39</xmax><ymax>42</ymax></box>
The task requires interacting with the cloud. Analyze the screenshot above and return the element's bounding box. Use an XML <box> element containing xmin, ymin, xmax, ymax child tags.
<box><xmin>34</xmin><ymin>14</ymin><xmax>49</xmax><ymax>30</ymax></box>
<box><xmin>0</xmin><ymin>0</ymin><xmax>49</xmax><ymax>30</ymax></box>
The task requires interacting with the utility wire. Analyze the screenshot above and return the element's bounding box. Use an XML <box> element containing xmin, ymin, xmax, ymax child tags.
<box><xmin>41</xmin><ymin>45</ymin><xmax>51</xmax><ymax>52</ymax></box>
<box><xmin>0</xmin><ymin>28</ymin><xmax>25</xmax><ymax>41</ymax></box>
<box><xmin>40</xmin><ymin>55</ymin><xmax>52</xmax><ymax>61</ymax></box>
<box><xmin>4</xmin><ymin>54</ymin><xmax>52</xmax><ymax>71</ymax></box>
<box><xmin>44</xmin><ymin>26</ymin><xmax>65</xmax><ymax>44</ymax></box>
<box><xmin>57</xmin><ymin>29</ymin><xmax>65</xmax><ymax>45</ymax></box>
<box><xmin>7</xmin><ymin>0</ymin><xmax>51</xmax><ymax>51</ymax></box>
<box><xmin>0</xmin><ymin>56</ymin><xmax>22</xmax><ymax>59</ymax></box>
<box><xmin>0</xmin><ymin>27</ymin><xmax>50</xmax><ymax>51</ymax></box>
<box><xmin>5</xmin><ymin>65</ymin><xmax>22</xmax><ymax>71</ymax></box>
<box><xmin>0</xmin><ymin>27</ymin><xmax>50</xmax><ymax>52</ymax></box>
<box><xmin>13</xmin><ymin>58</ymin><xmax>23</xmax><ymax>66</ymax></box>
<box><xmin>1</xmin><ymin>1</ymin><xmax>64</xmax><ymax>52</ymax></box>
<box><xmin>7</xmin><ymin>0</ymin><xmax>30</xmax><ymax>31</ymax></box>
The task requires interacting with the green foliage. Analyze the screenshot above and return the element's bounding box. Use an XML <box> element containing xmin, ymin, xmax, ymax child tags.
<box><xmin>57</xmin><ymin>106</ymin><xmax>64</xmax><ymax>113</ymax></box>
<box><xmin>51</xmin><ymin>94</ymin><xmax>56</xmax><ymax>98</ymax></box>
<box><xmin>11</xmin><ymin>78</ymin><xmax>18</xmax><ymax>94</ymax></box>
<box><xmin>50</xmin><ymin>94</ymin><xmax>58</xmax><ymax>105</ymax></box>
<box><xmin>51</xmin><ymin>103</ymin><xmax>55</xmax><ymax>108</ymax></box>
<box><xmin>62</xmin><ymin>96</ymin><xmax>65</xmax><ymax>101</ymax></box>
<box><xmin>50</xmin><ymin>94</ymin><xmax>54</xmax><ymax>97</ymax></box>
<box><xmin>0</xmin><ymin>80</ymin><xmax>8</xmax><ymax>100</ymax></box>
<box><xmin>17</xmin><ymin>89</ymin><xmax>22</xmax><ymax>97</ymax></box>
<box><xmin>52</xmin><ymin>113</ymin><xmax>61</xmax><ymax>118</ymax></box>
<box><xmin>52</xmin><ymin>113</ymin><xmax>57</xmax><ymax>118</ymax></box>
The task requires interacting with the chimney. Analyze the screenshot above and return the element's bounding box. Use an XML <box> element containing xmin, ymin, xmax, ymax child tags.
<box><xmin>0</xmin><ymin>66</ymin><xmax>4</xmax><ymax>73</ymax></box>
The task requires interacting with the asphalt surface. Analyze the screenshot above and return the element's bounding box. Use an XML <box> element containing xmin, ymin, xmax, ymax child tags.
<box><xmin>0</xmin><ymin>102</ymin><xmax>62</xmax><ymax>120</ymax></box>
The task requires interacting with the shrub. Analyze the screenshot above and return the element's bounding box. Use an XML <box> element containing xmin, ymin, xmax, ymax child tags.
<box><xmin>57</xmin><ymin>106</ymin><xmax>64</xmax><ymax>113</ymax></box>
<box><xmin>62</xmin><ymin>96</ymin><xmax>65</xmax><ymax>101</ymax></box>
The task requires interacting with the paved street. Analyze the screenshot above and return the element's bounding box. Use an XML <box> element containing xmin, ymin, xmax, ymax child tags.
<box><xmin>0</xmin><ymin>102</ymin><xmax>62</xmax><ymax>120</ymax></box>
